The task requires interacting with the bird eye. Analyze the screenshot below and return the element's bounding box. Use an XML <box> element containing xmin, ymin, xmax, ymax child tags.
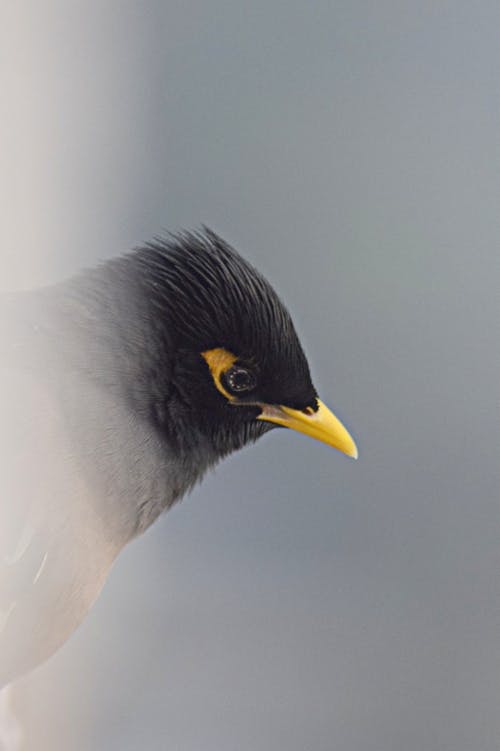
<box><xmin>223</xmin><ymin>366</ymin><xmax>257</xmax><ymax>394</ymax></box>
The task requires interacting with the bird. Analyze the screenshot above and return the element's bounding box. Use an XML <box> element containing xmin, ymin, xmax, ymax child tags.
<box><xmin>0</xmin><ymin>228</ymin><xmax>356</xmax><ymax>743</ymax></box>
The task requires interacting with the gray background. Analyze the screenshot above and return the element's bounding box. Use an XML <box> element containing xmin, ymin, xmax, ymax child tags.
<box><xmin>2</xmin><ymin>2</ymin><xmax>500</xmax><ymax>749</ymax></box>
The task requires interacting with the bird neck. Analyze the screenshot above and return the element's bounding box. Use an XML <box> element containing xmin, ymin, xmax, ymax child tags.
<box><xmin>30</xmin><ymin>267</ymin><xmax>220</xmax><ymax>538</ymax></box>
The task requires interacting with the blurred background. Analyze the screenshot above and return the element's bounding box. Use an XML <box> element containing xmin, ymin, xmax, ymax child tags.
<box><xmin>2</xmin><ymin>1</ymin><xmax>499</xmax><ymax>749</ymax></box>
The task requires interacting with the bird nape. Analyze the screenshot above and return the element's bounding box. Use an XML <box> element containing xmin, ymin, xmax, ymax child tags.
<box><xmin>0</xmin><ymin>228</ymin><xmax>357</xmax><ymax>692</ymax></box>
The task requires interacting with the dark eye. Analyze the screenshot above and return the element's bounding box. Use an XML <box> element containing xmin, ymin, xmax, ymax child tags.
<box><xmin>223</xmin><ymin>366</ymin><xmax>257</xmax><ymax>394</ymax></box>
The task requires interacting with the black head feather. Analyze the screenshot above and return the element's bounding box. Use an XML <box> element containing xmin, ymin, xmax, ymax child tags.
<box><xmin>49</xmin><ymin>229</ymin><xmax>317</xmax><ymax>460</ymax></box>
<box><xmin>130</xmin><ymin>229</ymin><xmax>314</xmax><ymax>400</ymax></box>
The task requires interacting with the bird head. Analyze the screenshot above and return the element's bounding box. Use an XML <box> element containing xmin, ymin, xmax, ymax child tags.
<box><xmin>123</xmin><ymin>229</ymin><xmax>357</xmax><ymax>461</ymax></box>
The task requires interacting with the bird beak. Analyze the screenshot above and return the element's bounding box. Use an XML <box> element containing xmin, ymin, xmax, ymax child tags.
<box><xmin>257</xmin><ymin>399</ymin><xmax>358</xmax><ymax>459</ymax></box>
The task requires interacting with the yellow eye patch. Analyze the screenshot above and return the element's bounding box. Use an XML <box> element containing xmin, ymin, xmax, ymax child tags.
<box><xmin>201</xmin><ymin>347</ymin><xmax>238</xmax><ymax>400</ymax></box>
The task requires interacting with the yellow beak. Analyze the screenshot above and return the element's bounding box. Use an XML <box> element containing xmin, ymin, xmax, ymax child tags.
<box><xmin>257</xmin><ymin>399</ymin><xmax>358</xmax><ymax>459</ymax></box>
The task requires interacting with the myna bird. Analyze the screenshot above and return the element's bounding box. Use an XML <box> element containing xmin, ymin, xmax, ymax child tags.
<box><xmin>0</xmin><ymin>229</ymin><xmax>357</xmax><ymax>696</ymax></box>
